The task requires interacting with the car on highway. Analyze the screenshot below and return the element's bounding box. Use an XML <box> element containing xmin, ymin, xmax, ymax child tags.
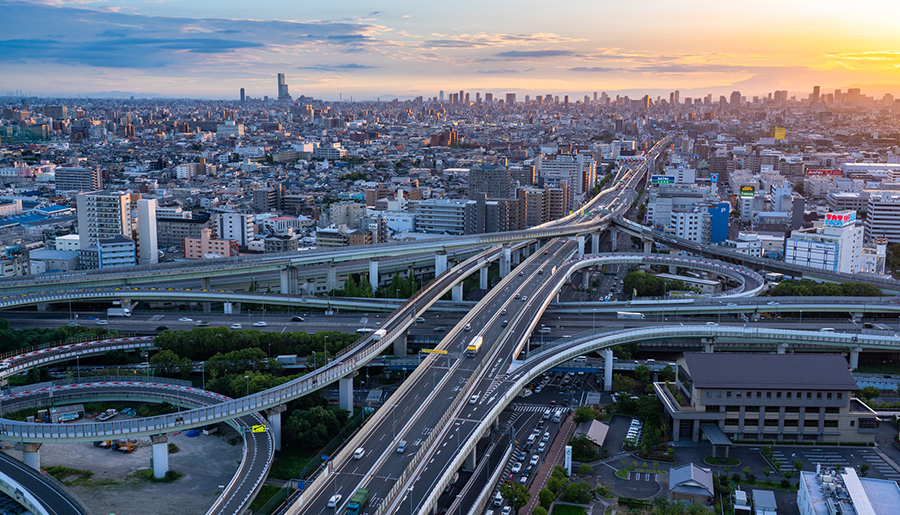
<box><xmin>195</xmin><ymin>321</ymin><xmax>210</xmax><ymax>326</ymax></box>
<box><xmin>415</xmin><ymin>317</ymin><xmax>425</xmax><ymax>323</ymax></box>
<box><xmin>68</xmin><ymin>322</ymin><xmax>79</xmax><ymax>327</ymax></box>
<box><xmin>434</xmin><ymin>327</ymin><xmax>446</xmax><ymax>333</ymax></box>
<box><xmin>230</xmin><ymin>323</ymin><xmax>242</xmax><ymax>329</ymax></box>
<box><xmin>469</xmin><ymin>395</ymin><xmax>478</xmax><ymax>404</ymax></box>
<box><xmin>538</xmin><ymin>441</ymin><xmax>546</xmax><ymax>453</ymax></box>
<box><xmin>501</xmin><ymin>320</ymin><xmax>508</xmax><ymax>327</ymax></box>
<box><xmin>291</xmin><ymin>316</ymin><xmax>305</xmax><ymax>322</ymax></box>
<box><xmin>521</xmin><ymin>296</ymin><xmax>527</xmax><ymax>302</ymax></box>
<box><xmin>500</xmin><ymin>309</ymin><xmax>507</xmax><ymax>315</ymax></box>
<box><xmin>97</xmin><ymin>320</ymin><xmax>108</xmax><ymax>325</ymax></box>
<box><xmin>327</xmin><ymin>494</ymin><xmax>342</xmax><ymax>508</ymax></box>
<box><xmin>353</xmin><ymin>447</ymin><xmax>365</xmax><ymax>459</ymax></box>
<box><xmin>464</xmin><ymin>323</ymin><xmax>471</xmax><ymax>331</ymax></box>
<box><xmin>530</xmin><ymin>454</ymin><xmax>539</xmax><ymax>466</ymax></box>
<box><xmin>542</xmin><ymin>432</ymin><xmax>550</xmax><ymax>442</ymax></box>
<box><xmin>511</xmin><ymin>462</ymin><xmax>522</xmax><ymax>473</ymax></box>
<box><xmin>514</xmin><ymin>294</ymin><xmax>520</xmax><ymax>299</ymax></box>
<box><xmin>518</xmin><ymin>271</ymin><xmax>524</xmax><ymax>276</ymax></box>
<box><xmin>178</xmin><ymin>317</ymin><xmax>193</xmax><ymax>322</ymax></box>
<box><xmin>253</xmin><ymin>321</ymin><xmax>267</xmax><ymax>327</ymax></box>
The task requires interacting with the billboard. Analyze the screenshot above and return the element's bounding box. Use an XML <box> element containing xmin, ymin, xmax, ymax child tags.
<box><xmin>651</xmin><ymin>175</ymin><xmax>674</xmax><ymax>185</ymax></box>
<box><xmin>739</xmin><ymin>185</ymin><xmax>755</xmax><ymax>197</ymax></box>
<box><xmin>807</xmin><ymin>169</ymin><xmax>842</xmax><ymax>177</ymax></box>
<box><xmin>824</xmin><ymin>211</ymin><xmax>856</xmax><ymax>227</ymax></box>
<box><xmin>710</xmin><ymin>173</ymin><xmax>719</xmax><ymax>183</ymax></box>
<box><xmin>773</xmin><ymin>126</ymin><xmax>786</xmax><ymax>140</ymax></box>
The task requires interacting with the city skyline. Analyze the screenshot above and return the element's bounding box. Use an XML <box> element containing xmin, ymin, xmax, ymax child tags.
<box><xmin>2</xmin><ymin>0</ymin><xmax>900</xmax><ymax>100</ymax></box>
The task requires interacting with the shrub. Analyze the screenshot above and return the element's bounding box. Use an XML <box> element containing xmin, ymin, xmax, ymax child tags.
<box><xmin>781</xmin><ymin>478</ymin><xmax>791</xmax><ymax>488</ymax></box>
<box><xmin>578</xmin><ymin>463</ymin><xmax>593</xmax><ymax>475</ymax></box>
<box><xmin>533</xmin><ymin>508</ymin><xmax>548</xmax><ymax>515</ymax></box>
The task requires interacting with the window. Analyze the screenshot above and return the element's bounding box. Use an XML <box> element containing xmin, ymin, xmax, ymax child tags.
<box><xmin>824</xmin><ymin>420</ymin><xmax>839</xmax><ymax>428</ymax></box>
<box><xmin>717</xmin><ymin>391</ymin><xmax>722</xmax><ymax>398</ymax></box>
<box><xmin>736</xmin><ymin>392</ymin><xmax>742</xmax><ymax>399</ymax></box>
<box><xmin>826</xmin><ymin>393</ymin><xmax>832</xmax><ymax>400</ymax></box>
<box><xmin>765</xmin><ymin>407</ymin><xmax>780</xmax><ymax>413</ymax></box>
<box><xmin>776</xmin><ymin>392</ymin><xmax>782</xmax><ymax>399</ymax></box>
<box><xmin>807</xmin><ymin>392</ymin><xmax>812</xmax><ymax>399</ymax></box>
<box><xmin>726</xmin><ymin>391</ymin><xmax>732</xmax><ymax>398</ymax></box>
<box><xmin>747</xmin><ymin>391</ymin><xmax>752</xmax><ymax>398</ymax></box>
<box><xmin>817</xmin><ymin>392</ymin><xmax>822</xmax><ymax>399</ymax></box>
<box><xmin>859</xmin><ymin>419</ymin><xmax>878</xmax><ymax>429</ymax></box>
<box><xmin>767</xmin><ymin>392</ymin><xmax>772</xmax><ymax>399</ymax></box>
<box><xmin>726</xmin><ymin>406</ymin><xmax>739</xmax><ymax>412</ymax></box>
<box><xmin>756</xmin><ymin>392</ymin><xmax>762</xmax><ymax>398</ymax></box>
<box><xmin>764</xmin><ymin>419</ymin><xmax>779</xmax><ymax>426</ymax></box>
<box><xmin>725</xmin><ymin>418</ymin><xmax>740</xmax><ymax>426</ymax></box>
<box><xmin>785</xmin><ymin>406</ymin><xmax>800</xmax><ymax>413</ymax></box>
<box><xmin>804</xmin><ymin>419</ymin><xmax>819</xmax><ymax>428</ymax></box>
<box><xmin>825</xmin><ymin>407</ymin><xmax>840</xmax><ymax>414</ymax></box>
<box><xmin>837</xmin><ymin>393</ymin><xmax>843</xmax><ymax>400</ymax></box>
<box><xmin>784</xmin><ymin>420</ymin><xmax>798</xmax><ymax>427</ymax></box>
<box><xmin>787</xmin><ymin>392</ymin><xmax>792</xmax><ymax>399</ymax></box>
<box><xmin>706</xmin><ymin>391</ymin><xmax>711</xmax><ymax>398</ymax></box>
<box><xmin>849</xmin><ymin>420</ymin><xmax>855</xmax><ymax>427</ymax></box>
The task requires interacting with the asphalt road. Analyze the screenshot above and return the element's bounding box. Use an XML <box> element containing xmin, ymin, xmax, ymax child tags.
<box><xmin>0</xmin><ymin>451</ymin><xmax>86</xmax><ymax>515</ymax></box>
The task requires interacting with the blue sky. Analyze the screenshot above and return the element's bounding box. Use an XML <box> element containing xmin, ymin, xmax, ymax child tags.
<box><xmin>2</xmin><ymin>0</ymin><xmax>899</xmax><ymax>99</ymax></box>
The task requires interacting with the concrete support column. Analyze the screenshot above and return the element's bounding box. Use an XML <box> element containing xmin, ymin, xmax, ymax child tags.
<box><xmin>266</xmin><ymin>405</ymin><xmax>286</xmax><ymax>451</ymax></box>
<box><xmin>36</xmin><ymin>304</ymin><xmax>47</xmax><ymax>312</ymax></box>
<box><xmin>463</xmin><ymin>448</ymin><xmax>477</xmax><ymax>471</ymax></box>
<box><xmin>326</xmin><ymin>264</ymin><xmax>337</xmax><ymax>292</ymax></box>
<box><xmin>850</xmin><ymin>347</ymin><xmax>862</xmax><ymax>370</ymax></box>
<box><xmin>202</xmin><ymin>302</ymin><xmax>211</xmax><ymax>313</ymax></box>
<box><xmin>151</xmin><ymin>435</ymin><xmax>168</xmax><ymax>479</ymax></box>
<box><xmin>435</xmin><ymin>251</ymin><xmax>448</xmax><ymax>276</ymax></box>
<box><xmin>393</xmin><ymin>331</ymin><xmax>408</xmax><ymax>356</ymax></box>
<box><xmin>280</xmin><ymin>266</ymin><xmax>299</xmax><ymax>295</ymax></box>
<box><xmin>500</xmin><ymin>245</ymin><xmax>511</xmax><ymax>278</ymax></box>
<box><xmin>642</xmin><ymin>238</ymin><xmax>653</xmax><ymax>254</ymax></box>
<box><xmin>577</xmin><ymin>235</ymin><xmax>586</xmax><ymax>259</ymax></box>
<box><xmin>511</xmin><ymin>249</ymin><xmax>521</xmax><ymax>266</ymax></box>
<box><xmin>22</xmin><ymin>443</ymin><xmax>41</xmax><ymax>470</ymax></box>
<box><xmin>610</xmin><ymin>228</ymin><xmax>618</xmax><ymax>252</ymax></box>
<box><xmin>201</xmin><ymin>277</ymin><xmax>210</xmax><ymax>290</ymax></box>
<box><xmin>224</xmin><ymin>302</ymin><xmax>240</xmax><ymax>314</ymax></box>
<box><xmin>339</xmin><ymin>375</ymin><xmax>355</xmax><ymax>412</ymax></box>
<box><xmin>452</xmin><ymin>284</ymin><xmax>463</xmax><ymax>302</ymax></box>
<box><xmin>603</xmin><ymin>349</ymin><xmax>614</xmax><ymax>391</ymax></box>
<box><xmin>777</xmin><ymin>343</ymin><xmax>788</xmax><ymax>354</ymax></box>
<box><xmin>669</xmin><ymin>265</ymin><xmax>677</xmax><ymax>274</ymax></box>
<box><xmin>369</xmin><ymin>259</ymin><xmax>379</xmax><ymax>292</ymax></box>
<box><xmin>703</xmin><ymin>340</ymin><xmax>715</xmax><ymax>354</ymax></box>
<box><xmin>592</xmin><ymin>233</ymin><xmax>600</xmax><ymax>255</ymax></box>
<box><xmin>480</xmin><ymin>266</ymin><xmax>489</xmax><ymax>290</ymax></box>
<box><xmin>582</xmin><ymin>271</ymin><xmax>590</xmax><ymax>290</ymax></box>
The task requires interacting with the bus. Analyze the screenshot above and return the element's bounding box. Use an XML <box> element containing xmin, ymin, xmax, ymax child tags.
<box><xmin>616</xmin><ymin>311</ymin><xmax>646</xmax><ymax>320</ymax></box>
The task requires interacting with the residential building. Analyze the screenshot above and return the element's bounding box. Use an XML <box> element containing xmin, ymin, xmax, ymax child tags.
<box><xmin>785</xmin><ymin>211</ymin><xmax>863</xmax><ymax>273</ymax></box>
<box><xmin>415</xmin><ymin>198</ymin><xmax>476</xmax><ymax>235</ymax></box>
<box><xmin>537</xmin><ymin>153</ymin><xmax>595</xmax><ymax>206</ymax></box>
<box><xmin>865</xmin><ymin>192</ymin><xmax>900</xmax><ymax>243</ymax></box>
<box><xmin>217</xmin><ymin>213</ymin><xmax>254</xmax><ymax>246</ymax></box>
<box><xmin>136</xmin><ymin>198</ymin><xmax>158</xmax><ymax>265</ymax></box>
<box><xmin>55</xmin><ymin>167</ymin><xmax>101</xmax><ymax>193</ymax></box>
<box><xmin>316</xmin><ymin>225</ymin><xmax>371</xmax><ymax>246</ymax></box>
<box><xmin>97</xmin><ymin>235</ymin><xmax>137</xmax><ymax>268</ymax></box>
<box><xmin>76</xmin><ymin>191</ymin><xmax>132</xmax><ymax>249</ymax></box>
<box><xmin>156</xmin><ymin>213</ymin><xmax>214</xmax><ymax>252</ymax></box>
<box><xmin>669</xmin><ymin>464</ymin><xmax>714</xmax><ymax>505</ymax></box>
<box><xmin>184</xmin><ymin>228</ymin><xmax>238</xmax><ymax>259</ymax></box>
<box><xmin>655</xmin><ymin>353</ymin><xmax>879</xmax><ymax>445</ymax></box>
<box><xmin>469</xmin><ymin>164</ymin><xmax>515</xmax><ymax>200</ymax></box>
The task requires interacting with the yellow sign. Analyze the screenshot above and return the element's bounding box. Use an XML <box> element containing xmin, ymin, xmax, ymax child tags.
<box><xmin>252</xmin><ymin>425</ymin><xmax>267</xmax><ymax>433</ymax></box>
<box><xmin>773</xmin><ymin>126</ymin><xmax>786</xmax><ymax>140</ymax></box>
<box><xmin>421</xmin><ymin>349</ymin><xmax>448</xmax><ymax>354</ymax></box>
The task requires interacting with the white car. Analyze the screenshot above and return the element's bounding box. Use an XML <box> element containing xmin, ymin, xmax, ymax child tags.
<box><xmin>511</xmin><ymin>462</ymin><xmax>522</xmax><ymax>473</ymax></box>
<box><xmin>469</xmin><ymin>395</ymin><xmax>478</xmax><ymax>405</ymax></box>
<box><xmin>97</xmin><ymin>320</ymin><xmax>108</xmax><ymax>325</ymax></box>
<box><xmin>530</xmin><ymin>454</ymin><xmax>540</xmax><ymax>466</ymax></box>
<box><xmin>327</xmin><ymin>494</ymin><xmax>342</xmax><ymax>508</ymax></box>
<box><xmin>178</xmin><ymin>317</ymin><xmax>193</xmax><ymax>322</ymax></box>
<box><xmin>253</xmin><ymin>321</ymin><xmax>267</xmax><ymax>327</ymax></box>
<box><xmin>230</xmin><ymin>323</ymin><xmax>242</xmax><ymax>330</ymax></box>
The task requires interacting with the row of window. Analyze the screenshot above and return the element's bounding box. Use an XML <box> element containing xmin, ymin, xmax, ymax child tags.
<box><xmin>705</xmin><ymin>390</ymin><xmax>843</xmax><ymax>401</ymax></box>
<box><xmin>725</xmin><ymin>419</ymin><xmax>839</xmax><ymax>428</ymax></box>
<box><xmin>707</xmin><ymin>406</ymin><xmax>841</xmax><ymax>414</ymax></box>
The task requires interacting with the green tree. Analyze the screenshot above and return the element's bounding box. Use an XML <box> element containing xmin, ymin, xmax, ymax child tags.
<box><xmin>860</xmin><ymin>463</ymin><xmax>870</xmax><ymax>477</ymax></box>
<box><xmin>498</xmin><ymin>481</ymin><xmax>530</xmax><ymax>513</ymax></box>
<box><xmin>634</xmin><ymin>364</ymin><xmax>652</xmax><ymax>384</ymax></box>
<box><xmin>857</xmin><ymin>386</ymin><xmax>880</xmax><ymax>401</ymax></box>
<box><xmin>568</xmin><ymin>434</ymin><xmax>600</xmax><ymax>462</ymax></box>
<box><xmin>612</xmin><ymin>374</ymin><xmax>635</xmax><ymax>394</ymax></box>
<box><xmin>660</xmin><ymin>364</ymin><xmax>676</xmax><ymax>382</ymax></box>
<box><xmin>532</xmin><ymin>508</ymin><xmax>548</xmax><ymax>515</ymax></box>
<box><xmin>283</xmin><ymin>406</ymin><xmax>342</xmax><ymax>450</ymax></box>
<box><xmin>578</xmin><ymin>463</ymin><xmax>593</xmax><ymax>475</ymax></box>
<box><xmin>561</xmin><ymin>480</ymin><xmax>593</xmax><ymax>504</ymax></box>
<box><xmin>573</xmin><ymin>405</ymin><xmax>600</xmax><ymax>423</ymax></box>
<box><xmin>149</xmin><ymin>349</ymin><xmax>193</xmax><ymax>379</ymax></box>
<box><xmin>538</xmin><ymin>488</ymin><xmax>555</xmax><ymax>508</ymax></box>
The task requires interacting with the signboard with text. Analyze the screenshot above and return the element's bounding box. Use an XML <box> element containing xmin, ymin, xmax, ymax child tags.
<box><xmin>824</xmin><ymin>211</ymin><xmax>856</xmax><ymax>227</ymax></box>
<box><xmin>710</xmin><ymin>173</ymin><xmax>718</xmax><ymax>183</ymax></box>
<box><xmin>651</xmin><ymin>175</ymin><xmax>674</xmax><ymax>185</ymax></box>
<box><xmin>564</xmin><ymin>445</ymin><xmax>572</xmax><ymax>476</ymax></box>
<box><xmin>807</xmin><ymin>169</ymin><xmax>842</xmax><ymax>177</ymax></box>
<box><xmin>773</xmin><ymin>126</ymin><xmax>786</xmax><ymax>140</ymax></box>
<box><xmin>739</xmin><ymin>185</ymin><xmax>755</xmax><ymax>197</ymax></box>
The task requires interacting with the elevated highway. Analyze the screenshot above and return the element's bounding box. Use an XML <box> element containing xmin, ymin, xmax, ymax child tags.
<box><xmin>0</xmin><ymin>378</ymin><xmax>274</xmax><ymax>515</ymax></box>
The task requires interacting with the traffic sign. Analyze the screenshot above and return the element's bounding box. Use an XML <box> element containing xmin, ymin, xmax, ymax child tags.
<box><xmin>421</xmin><ymin>349</ymin><xmax>447</xmax><ymax>354</ymax></box>
<box><xmin>251</xmin><ymin>425</ymin><xmax>267</xmax><ymax>433</ymax></box>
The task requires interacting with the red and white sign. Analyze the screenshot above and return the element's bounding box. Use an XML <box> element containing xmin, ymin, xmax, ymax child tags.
<box><xmin>824</xmin><ymin>211</ymin><xmax>856</xmax><ymax>227</ymax></box>
<box><xmin>807</xmin><ymin>169</ymin><xmax>842</xmax><ymax>177</ymax></box>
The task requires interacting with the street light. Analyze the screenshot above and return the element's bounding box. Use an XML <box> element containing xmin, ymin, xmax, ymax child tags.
<box><xmin>244</xmin><ymin>375</ymin><xmax>250</xmax><ymax>397</ymax></box>
<box><xmin>323</xmin><ymin>335</ymin><xmax>329</xmax><ymax>365</ymax></box>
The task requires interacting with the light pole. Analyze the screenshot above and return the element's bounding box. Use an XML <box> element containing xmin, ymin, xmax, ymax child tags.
<box><xmin>324</xmin><ymin>335</ymin><xmax>329</xmax><ymax>365</ymax></box>
<box><xmin>244</xmin><ymin>375</ymin><xmax>250</xmax><ymax>397</ymax></box>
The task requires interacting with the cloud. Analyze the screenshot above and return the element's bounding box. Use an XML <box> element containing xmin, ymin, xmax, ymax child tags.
<box><xmin>477</xmin><ymin>69</ymin><xmax>521</xmax><ymax>74</ymax></box>
<box><xmin>826</xmin><ymin>51</ymin><xmax>900</xmax><ymax>61</ymax></box>
<box><xmin>570</xmin><ymin>66</ymin><xmax>621</xmax><ymax>72</ymax></box>
<box><xmin>495</xmin><ymin>50</ymin><xmax>574</xmax><ymax>59</ymax></box>
<box><xmin>297</xmin><ymin>63</ymin><xmax>379</xmax><ymax>71</ymax></box>
<box><xmin>422</xmin><ymin>33</ymin><xmax>583</xmax><ymax>50</ymax></box>
<box><xmin>368</xmin><ymin>11</ymin><xmax>381</xmax><ymax>16</ymax></box>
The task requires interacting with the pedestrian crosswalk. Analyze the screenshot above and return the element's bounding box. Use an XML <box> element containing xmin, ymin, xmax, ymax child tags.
<box><xmin>770</xmin><ymin>448</ymin><xmax>900</xmax><ymax>481</ymax></box>
<box><xmin>510</xmin><ymin>404</ymin><xmax>552</xmax><ymax>413</ymax></box>
<box><xmin>858</xmin><ymin>449</ymin><xmax>900</xmax><ymax>481</ymax></box>
<box><xmin>627</xmin><ymin>472</ymin><xmax>655</xmax><ymax>481</ymax></box>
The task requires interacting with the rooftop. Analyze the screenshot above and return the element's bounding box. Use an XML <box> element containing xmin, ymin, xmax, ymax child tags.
<box><xmin>682</xmin><ymin>353</ymin><xmax>858</xmax><ymax>391</ymax></box>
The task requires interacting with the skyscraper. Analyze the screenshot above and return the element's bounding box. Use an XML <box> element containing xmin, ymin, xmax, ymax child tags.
<box><xmin>137</xmin><ymin>198</ymin><xmax>158</xmax><ymax>265</ymax></box>
<box><xmin>77</xmin><ymin>191</ymin><xmax>133</xmax><ymax>249</ymax></box>
<box><xmin>730</xmin><ymin>91</ymin><xmax>742</xmax><ymax>107</ymax></box>
<box><xmin>812</xmin><ymin>85</ymin><xmax>820</xmax><ymax>103</ymax></box>
<box><xmin>240</xmin><ymin>88</ymin><xmax>245</xmax><ymax>102</ymax></box>
<box><xmin>277</xmin><ymin>73</ymin><xmax>291</xmax><ymax>100</ymax></box>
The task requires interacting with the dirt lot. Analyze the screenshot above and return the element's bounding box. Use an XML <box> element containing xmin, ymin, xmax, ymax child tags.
<box><xmin>2</xmin><ymin>419</ymin><xmax>244</xmax><ymax>515</ymax></box>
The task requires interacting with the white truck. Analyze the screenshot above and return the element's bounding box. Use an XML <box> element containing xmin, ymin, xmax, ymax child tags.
<box><xmin>107</xmin><ymin>307</ymin><xmax>131</xmax><ymax>317</ymax></box>
<box><xmin>466</xmin><ymin>336</ymin><xmax>483</xmax><ymax>357</ymax></box>
<box><xmin>616</xmin><ymin>311</ymin><xmax>644</xmax><ymax>320</ymax></box>
<box><xmin>373</xmin><ymin>329</ymin><xmax>387</xmax><ymax>340</ymax></box>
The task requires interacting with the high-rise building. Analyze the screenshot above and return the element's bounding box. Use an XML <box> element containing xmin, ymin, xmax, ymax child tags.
<box><xmin>439</xmin><ymin>90</ymin><xmax>444</xmax><ymax>103</ymax></box>
<box><xmin>786</xmin><ymin>211</ymin><xmax>863</xmax><ymax>273</ymax></box>
<box><xmin>217</xmin><ymin>213</ymin><xmax>254</xmax><ymax>247</ymax></box>
<box><xmin>136</xmin><ymin>198</ymin><xmax>158</xmax><ymax>265</ymax></box>
<box><xmin>240</xmin><ymin>88</ymin><xmax>245</xmax><ymax>102</ymax></box>
<box><xmin>505</xmin><ymin>93</ymin><xmax>516</xmax><ymax>105</ymax></box>
<box><xmin>55</xmin><ymin>167</ymin><xmax>101</xmax><ymax>193</ymax></box>
<box><xmin>811</xmin><ymin>85</ymin><xmax>820</xmax><ymax>102</ymax></box>
<box><xmin>729</xmin><ymin>91</ymin><xmax>742</xmax><ymax>107</ymax></box>
<box><xmin>469</xmin><ymin>165</ymin><xmax>515</xmax><ymax>200</ymax></box>
<box><xmin>277</xmin><ymin>73</ymin><xmax>291</xmax><ymax>100</ymax></box>
<box><xmin>43</xmin><ymin>105</ymin><xmax>67</xmax><ymax>120</ymax></box>
<box><xmin>485</xmin><ymin>93</ymin><xmax>493</xmax><ymax>103</ymax></box>
<box><xmin>76</xmin><ymin>191</ymin><xmax>133</xmax><ymax>249</ymax></box>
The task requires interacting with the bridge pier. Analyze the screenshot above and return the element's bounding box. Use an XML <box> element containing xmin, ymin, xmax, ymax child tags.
<box><xmin>202</xmin><ymin>302</ymin><xmax>211</xmax><ymax>313</ymax></box>
<box><xmin>511</xmin><ymin>248</ymin><xmax>521</xmax><ymax>266</ymax></box>
<box><xmin>369</xmin><ymin>259</ymin><xmax>379</xmax><ymax>292</ymax></box>
<box><xmin>394</xmin><ymin>331</ymin><xmax>408</xmax><ymax>356</ymax></box>
<box><xmin>266</xmin><ymin>405</ymin><xmax>286</xmax><ymax>451</ymax></box>
<box><xmin>500</xmin><ymin>245</ymin><xmax>511</xmax><ymax>277</ymax></box>
<box><xmin>22</xmin><ymin>443</ymin><xmax>41</xmax><ymax>470</ymax></box>
<box><xmin>326</xmin><ymin>263</ymin><xmax>337</xmax><ymax>292</ymax></box>
<box><xmin>603</xmin><ymin>349</ymin><xmax>613</xmax><ymax>391</ymax></box>
<box><xmin>777</xmin><ymin>343</ymin><xmax>788</xmax><ymax>354</ymax></box>
<box><xmin>435</xmin><ymin>251</ymin><xmax>448</xmax><ymax>276</ymax></box>
<box><xmin>851</xmin><ymin>312</ymin><xmax>863</xmax><ymax>322</ymax></box>
<box><xmin>224</xmin><ymin>302</ymin><xmax>240</xmax><ymax>314</ymax></box>
<box><xmin>592</xmin><ymin>232</ymin><xmax>600</xmax><ymax>255</ymax></box>
<box><xmin>463</xmin><ymin>448</ymin><xmax>477</xmax><ymax>472</ymax></box>
<box><xmin>151</xmin><ymin>435</ymin><xmax>169</xmax><ymax>478</ymax></box>
<box><xmin>849</xmin><ymin>347</ymin><xmax>862</xmax><ymax>370</ymax></box>
<box><xmin>480</xmin><ymin>266</ymin><xmax>489</xmax><ymax>290</ymax></box>
<box><xmin>201</xmin><ymin>277</ymin><xmax>210</xmax><ymax>290</ymax></box>
<box><xmin>339</xmin><ymin>375</ymin><xmax>356</xmax><ymax>412</ymax></box>
<box><xmin>36</xmin><ymin>304</ymin><xmax>47</xmax><ymax>312</ymax></box>
<box><xmin>582</xmin><ymin>270</ymin><xmax>590</xmax><ymax>290</ymax></box>
<box><xmin>642</xmin><ymin>238</ymin><xmax>653</xmax><ymax>254</ymax></box>
<box><xmin>703</xmin><ymin>339</ymin><xmax>715</xmax><ymax>354</ymax></box>
<box><xmin>452</xmin><ymin>284</ymin><xmax>463</xmax><ymax>302</ymax></box>
<box><xmin>577</xmin><ymin>235</ymin><xmax>585</xmax><ymax>259</ymax></box>
<box><xmin>610</xmin><ymin>228</ymin><xmax>618</xmax><ymax>252</ymax></box>
<box><xmin>280</xmin><ymin>266</ymin><xmax>299</xmax><ymax>295</ymax></box>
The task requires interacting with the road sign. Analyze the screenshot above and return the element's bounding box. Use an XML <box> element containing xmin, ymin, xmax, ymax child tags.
<box><xmin>251</xmin><ymin>425</ymin><xmax>267</xmax><ymax>433</ymax></box>
<box><xmin>421</xmin><ymin>349</ymin><xmax>447</xmax><ymax>354</ymax></box>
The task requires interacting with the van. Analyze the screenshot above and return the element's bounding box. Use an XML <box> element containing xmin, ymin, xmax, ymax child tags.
<box><xmin>397</xmin><ymin>440</ymin><xmax>407</xmax><ymax>454</ymax></box>
<box><xmin>552</xmin><ymin>411</ymin><xmax>561</xmax><ymax>423</ymax></box>
<box><xmin>353</xmin><ymin>447</ymin><xmax>365</xmax><ymax>459</ymax></box>
<box><xmin>820</xmin><ymin>328</ymin><xmax>835</xmax><ymax>332</ymax></box>
<box><xmin>573</xmin><ymin>356</ymin><xmax>587</xmax><ymax>363</ymax></box>
<box><xmin>494</xmin><ymin>492</ymin><xmax>504</xmax><ymax>506</ymax></box>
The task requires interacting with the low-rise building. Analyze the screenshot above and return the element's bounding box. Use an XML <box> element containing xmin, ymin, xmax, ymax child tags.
<box><xmin>184</xmin><ymin>228</ymin><xmax>238</xmax><ymax>258</ymax></box>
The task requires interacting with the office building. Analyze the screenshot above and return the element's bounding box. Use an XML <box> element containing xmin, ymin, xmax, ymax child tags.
<box><xmin>469</xmin><ymin>164</ymin><xmax>515</xmax><ymax>200</ymax></box>
<box><xmin>136</xmin><ymin>198</ymin><xmax>158</xmax><ymax>265</ymax></box>
<box><xmin>865</xmin><ymin>192</ymin><xmax>900</xmax><ymax>243</ymax></box>
<box><xmin>415</xmin><ymin>198</ymin><xmax>476</xmax><ymax>235</ymax></box>
<box><xmin>277</xmin><ymin>73</ymin><xmax>291</xmax><ymax>100</ymax></box>
<box><xmin>97</xmin><ymin>235</ymin><xmax>137</xmax><ymax>268</ymax></box>
<box><xmin>656</xmin><ymin>353</ymin><xmax>878</xmax><ymax>445</ymax></box>
<box><xmin>240</xmin><ymin>88</ymin><xmax>245</xmax><ymax>102</ymax></box>
<box><xmin>798</xmin><ymin>467</ymin><xmax>900</xmax><ymax>515</ymax></box>
<box><xmin>537</xmin><ymin>153</ymin><xmax>596</xmax><ymax>207</ymax></box>
<box><xmin>329</xmin><ymin>202</ymin><xmax>367</xmax><ymax>229</ymax></box>
<box><xmin>156</xmin><ymin>213</ymin><xmax>214</xmax><ymax>253</ymax></box>
<box><xmin>316</xmin><ymin>225</ymin><xmax>371</xmax><ymax>247</ymax></box>
<box><xmin>217</xmin><ymin>213</ymin><xmax>254</xmax><ymax>247</ymax></box>
<box><xmin>56</xmin><ymin>167</ymin><xmax>101</xmax><ymax>193</ymax></box>
<box><xmin>505</xmin><ymin>93</ymin><xmax>516</xmax><ymax>105</ymax></box>
<box><xmin>785</xmin><ymin>211</ymin><xmax>863</xmax><ymax>273</ymax></box>
<box><xmin>43</xmin><ymin>105</ymin><xmax>67</xmax><ymax>120</ymax></box>
<box><xmin>76</xmin><ymin>191</ymin><xmax>132</xmax><ymax>249</ymax></box>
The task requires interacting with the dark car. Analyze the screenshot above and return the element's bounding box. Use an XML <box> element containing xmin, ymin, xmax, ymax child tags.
<box><xmin>501</xmin><ymin>320</ymin><xmax>508</xmax><ymax>327</ymax></box>
<box><xmin>291</xmin><ymin>316</ymin><xmax>305</xmax><ymax>322</ymax></box>
<box><xmin>155</xmin><ymin>326</ymin><xmax>169</xmax><ymax>331</ymax></box>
